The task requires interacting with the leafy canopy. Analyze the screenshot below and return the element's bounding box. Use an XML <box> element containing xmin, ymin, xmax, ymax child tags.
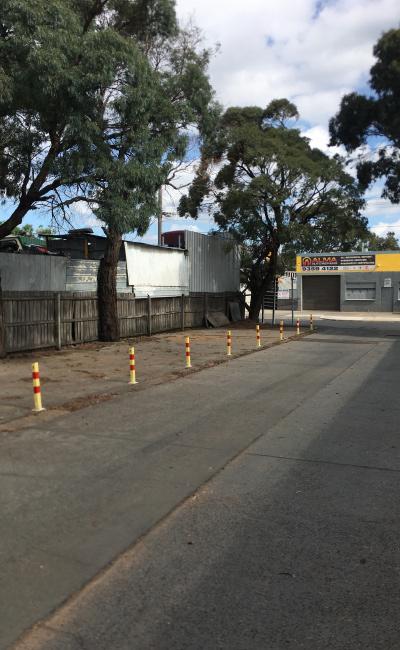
<box><xmin>366</xmin><ymin>230</ymin><xmax>399</xmax><ymax>251</ymax></box>
<box><xmin>0</xmin><ymin>0</ymin><xmax>217</xmax><ymax>238</ymax></box>
<box><xmin>330</xmin><ymin>28</ymin><xmax>400</xmax><ymax>202</ymax></box>
<box><xmin>181</xmin><ymin>99</ymin><xmax>366</xmax><ymax>268</ymax></box>
<box><xmin>180</xmin><ymin>99</ymin><xmax>366</xmax><ymax>316</ymax></box>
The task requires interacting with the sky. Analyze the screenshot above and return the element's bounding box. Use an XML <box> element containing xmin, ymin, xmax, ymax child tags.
<box><xmin>160</xmin><ymin>0</ymin><xmax>400</xmax><ymax>243</ymax></box>
<box><xmin>3</xmin><ymin>0</ymin><xmax>400</xmax><ymax>242</ymax></box>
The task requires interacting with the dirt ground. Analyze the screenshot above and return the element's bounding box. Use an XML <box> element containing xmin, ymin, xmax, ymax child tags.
<box><xmin>0</xmin><ymin>320</ymin><xmax>304</xmax><ymax>431</ymax></box>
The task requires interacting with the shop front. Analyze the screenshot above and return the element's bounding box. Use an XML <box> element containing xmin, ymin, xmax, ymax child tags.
<box><xmin>296</xmin><ymin>252</ymin><xmax>400</xmax><ymax>312</ymax></box>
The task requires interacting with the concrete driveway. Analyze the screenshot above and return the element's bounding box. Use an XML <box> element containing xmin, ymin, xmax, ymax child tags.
<box><xmin>3</xmin><ymin>320</ymin><xmax>400</xmax><ymax>649</ymax></box>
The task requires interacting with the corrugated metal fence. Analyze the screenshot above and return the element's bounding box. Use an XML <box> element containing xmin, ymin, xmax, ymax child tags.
<box><xmin>185</xmin><ymin>231</ymin><xmax>240</xmax><ymax>293</ymax></box>
<box><xmin>2</xmin><ymin>291</ymin><xmax>242</xmax><ymax>353</ymax></box>
<box><xmin>0</xmin><ymin>255</ymin><xmax>131</xmax><ymax>293</ymax></box>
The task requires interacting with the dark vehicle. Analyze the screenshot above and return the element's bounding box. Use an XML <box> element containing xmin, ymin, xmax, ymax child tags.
<box><xmin>0</xmin><ymin>235</ymin><xmax>63</xmax><ymax>255</ymax></box>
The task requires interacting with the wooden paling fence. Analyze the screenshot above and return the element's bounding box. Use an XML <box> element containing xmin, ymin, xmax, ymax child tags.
<box><xmin>2</xmin><ymin>291</ymin><xmax>241</xmax><ymax>353</ymax></box>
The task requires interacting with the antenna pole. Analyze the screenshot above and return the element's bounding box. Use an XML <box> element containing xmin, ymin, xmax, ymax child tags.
<box><xmin>158</xmin><ymin>187</ymin><xmax>163</xmax><ymax>247</ymax></box>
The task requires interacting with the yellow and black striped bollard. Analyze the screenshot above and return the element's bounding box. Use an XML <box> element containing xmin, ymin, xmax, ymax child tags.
<box><xmin>185</xmin><ymin>336</ymin><xmax>192</xmax><ymax>368</ymax></box>
<box><xmin>227</xmin><ymin>330</ymin><xmax>232</xmax><ymax>356</ymax></box>
<box><xmin>310</xmin><ymin>314</ymin><xmax>314</xmax><ymax>331</ymax></box>
<box><xmin>129</xmin><ymin>346</ymin><xmax>137</xmax><ymax>384</ymax></box>
<box><xmin>256</xmin><ymin>324</ymin><xmax>261</xmax><ymax>348</ymax></box>
<box><xmin>32</xmin><ymin>362</ymin><xmax>45</xmax><ymax>413</ymax></box>
<box><xmin>280</xmin><ymin>320</ymin><xmax>284</xmax><ymax>341</ymax></box>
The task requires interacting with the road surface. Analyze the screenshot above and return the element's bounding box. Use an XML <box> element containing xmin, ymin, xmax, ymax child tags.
<box><xmin>3</xmin><ymin>321</ymin><xmax>400</xmax><ymax>649</ymax></box>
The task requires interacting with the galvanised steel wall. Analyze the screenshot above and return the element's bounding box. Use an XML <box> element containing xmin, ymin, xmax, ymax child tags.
<box><xmin>0</xmin><ymin>253</ymin><xmax>67</xmax><ymax>291</ymax></box>
<box><xmin>66</xmin><ymin>259</ymin><xmax>130</xmax><ymax>293</ymax></box>
<box><xmin>0</xmin><ymin>232</ymin><xmax>240</xmax><ymax>296</ymax></box>
<box><xmin>185</xmin><ymin>231</ymin><xmax>240</xmax><ymax>293</ymax></box>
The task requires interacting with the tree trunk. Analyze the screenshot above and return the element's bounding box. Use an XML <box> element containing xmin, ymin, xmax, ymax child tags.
<box><xmin>248</xmin><ymin>291</ymin><xmax>264</xmax><ymax>321</ymax></box>
<box><xmin>0</xmin><ymin>203</ymin><xmax>31</xmax><ymax>240</ymax></box>
<box><xmin>98</xmin><ymin>228</ymin><xmax>122</xmax><ymax>341</ymax></box>
<box><xmin>0</xmin><ymin>276</ymin><xmax>6</xmax><ymax>358</ymax></box>
<box><xmin>248</xmin><ymin>263</ymin><xmax>277</xmax><ymax>321</ymax></box>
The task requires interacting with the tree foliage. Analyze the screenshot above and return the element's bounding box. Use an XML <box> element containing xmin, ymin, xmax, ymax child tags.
<box><xmin>0</xmin><ymin>0</ymin><xmax>136</xmax><ymax>236</ymax></box>
<box><xmin>180</xmin><ymin>99</ymin><xmax>366</xmax><ymax>319</ymax></box>
<box><xmin>0</xmin><ymin>0</ymin><xmax>217</xmax><ymax>340</ymax></box>
<box><xmin>330</xmin><ymin>28</ymin><xmax>400</xmax><ymax>202</ymax></box>
<box><xmin>366</xmin><ymin>230</ymin><xmax>400</xmax><ymax>251</ymax></box>
<box><xmin>0</xmin><ymin>0</ymin><xmax>216</xmax><ymax>237</ymax></box>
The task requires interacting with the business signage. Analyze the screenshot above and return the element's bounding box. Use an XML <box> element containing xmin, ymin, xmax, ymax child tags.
<box><xmin>277</xmin><ymin>289</ymin><xmax>290</xmax><ymax>299</ymax></box>
<box><xmin>301</xmin><ymin>254</ymin><xmax>375</xmax><ymax>272</ymax></box>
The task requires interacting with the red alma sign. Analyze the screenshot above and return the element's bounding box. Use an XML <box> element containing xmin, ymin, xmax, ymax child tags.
<box><xmin>302</xmin><ymin>256</ymin><xmax>338</xmax><ymax>266</ymax></box>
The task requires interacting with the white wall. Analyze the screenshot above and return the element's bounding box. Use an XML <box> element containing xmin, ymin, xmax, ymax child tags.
<box><xmin>124</xmin><ymin>242</ymin><xmax>189</xmax><ymax>297</ymax></box>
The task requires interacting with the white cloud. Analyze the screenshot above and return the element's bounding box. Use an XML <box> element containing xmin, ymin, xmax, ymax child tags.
<box><xmin>175</xmin><ymin>0</ymin><xmax>400</xmax><ymax>227</ymax></box>
<box><xmin>301</xmin><ymin>124</ymin><xmax>345</xmax><ymax>155</ymax></box>
<box><xmin>364</xmin><ymin>198</ymin><xmax>400</xmax><ymax>219</ymax></box>
<box><xmin>176</xmin><ymin>0</ymin><xmax>399</xmax><ymax>126</ymax></box>
<box><xmin>362</xmin><ymin>183</ymin><xmax>400</xmax><ymax>236</ymax></box>
<box><xmin>70</xmin><ymin>201</ymin><xmax>101</xmax><ymax>229</ymax></box>
<box><xmin>371</xmin><ymin>219</ymin><xmax>400</xmax><ymax>237</ymax></box>
<box><xmin>24</xmin><ymin>1</ymin><xmax>399</xmax><ymax>237</ymax></box>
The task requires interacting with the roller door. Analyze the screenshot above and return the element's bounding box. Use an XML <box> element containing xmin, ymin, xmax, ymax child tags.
<box><xmin>302</xmin><ymin>275</ymin><xmax>340</xmax><ymax>310</ymax></box>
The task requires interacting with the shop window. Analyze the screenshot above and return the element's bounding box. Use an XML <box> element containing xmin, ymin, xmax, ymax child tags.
<box><xmin>345</xmin><ymin>282</ymin><xmax>376</xmax><ymax>300</ymax></box>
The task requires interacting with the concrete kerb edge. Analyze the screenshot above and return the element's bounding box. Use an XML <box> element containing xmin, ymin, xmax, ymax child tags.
<box><xmin>0</xmin><ymin>329</ymin><xmax>316</xmax><ymax>434</ymax></box>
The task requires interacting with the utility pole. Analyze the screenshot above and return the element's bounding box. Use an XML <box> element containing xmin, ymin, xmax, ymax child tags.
<box><xmin>158</xmin><ymin>187</ymin><xmax>163</xmax><ymax>247</ymax></box>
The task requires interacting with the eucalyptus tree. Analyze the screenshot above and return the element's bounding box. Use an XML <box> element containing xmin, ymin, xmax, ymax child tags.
<box><xmin>180</xmin><ymin>99</ymin><xmax>366</xmax><ymax>320</ymax></box>
<box><xmin>0</xmin><ymin>0</ymin><xmax>217</xmax><ymax>342</ymax></box>
<box><xmin>330</xmin><ymin>28</ymin><xmax>400</xmax><ymax>203</ymax></box>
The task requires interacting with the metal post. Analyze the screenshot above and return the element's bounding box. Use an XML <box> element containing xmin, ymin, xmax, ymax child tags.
<box><xmin>261</xmin><ymin>293</ymin><xmax>265</xmax><ymax>324</ymax></box>
<box><xmin>272</xmin><ymin>277</ymin><xmax>276</xmax><ymax>327</ymax></box>
<box><xmin>291</xmin><ymin>276</ymin><xmax>294</xmax><ymax>326</ymax></box>
<box><xmin>181</xmin><ymin>293</ymin><xmax>185</xmax><ymax>331</ymax></box>
<box><xmin>32</xmin><ymin>362</ymin><xmax>45</xmax><ymax>413</ymax></box>
<box><xmin>129</xmin><ymin>347</ymin><xmax>137</xmax><ymax>384</ymax></box>
<box><xmin>158</xmin><ymin>187</ymin><xmax>163</xmax><ymax>247</ymax></box>
<box><xmin>227</xmin><ymin>330</ymin><xmax>232</xmax><ymax>356</ymax></box>
<box><xmin>203</xmin><ymin>292</ymin><xmax>208</xmax><ymax>326</ymax></box>
<box><xmin>147</xmin><ymin>294</ymin><xmax>152</xmax><ymax>337</ymax></box>
<box><xmin>256</xmin><ymin>324</ymin><xmax>261</xmax><ymax>347</ymax></box>
<box><xmin>55</xmin><ymin>293</ymin><xmax>61</xmax><ymax>350</ymax></box>
<box><xmin>185</xmin><ymin>336</ymin><xmax>191</xmax><ymax>368</ymax></box>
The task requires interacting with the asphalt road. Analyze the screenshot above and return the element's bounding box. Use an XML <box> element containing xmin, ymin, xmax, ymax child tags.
<box><xmin>4</xmin><ymin>322</ymin><xmax>400</xmax><ymax>649</ymax></box>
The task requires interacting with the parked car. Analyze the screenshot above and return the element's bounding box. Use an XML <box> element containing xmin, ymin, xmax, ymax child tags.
<box><xmin>0</xmin><ymin>235</ymin><xmax>63</xmax><ymax>255</ymax></box>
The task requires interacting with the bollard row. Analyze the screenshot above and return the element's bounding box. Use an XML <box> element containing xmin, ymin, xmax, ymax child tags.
<box><xmin>31</xmin><ymin>318</ymin><xmax>314</xmax><ymax>411</ymax></box>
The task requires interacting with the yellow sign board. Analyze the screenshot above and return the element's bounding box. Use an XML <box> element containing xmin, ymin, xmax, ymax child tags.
<box><xmin>296</xmin><ymin>253</ymin><xmax>400</xmax><ymax>273</ymax></box>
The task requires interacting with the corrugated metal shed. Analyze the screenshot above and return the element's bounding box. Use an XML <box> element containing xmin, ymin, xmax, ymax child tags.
<box><xmin>66</xmin><ymin>260</ymin><xmax>130</xmax><ymax>293</ymax></box>
<box><xmin>0</xmin><ymin>231</ymin><xmax>240</xmax><ymax>296</ymax></box>
<box><xmin>184</xmin><ymin>231</ymin><xmax>240</xmax><ymax>293</ymax></box>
